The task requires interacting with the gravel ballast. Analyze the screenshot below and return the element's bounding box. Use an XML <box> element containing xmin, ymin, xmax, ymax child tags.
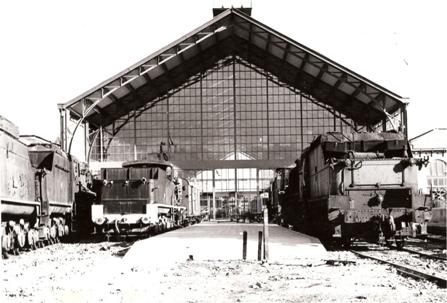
<box><xmin>2</xmin><ymin>242</ymin><xmax>446</xmax><ymax>303</ymax></box>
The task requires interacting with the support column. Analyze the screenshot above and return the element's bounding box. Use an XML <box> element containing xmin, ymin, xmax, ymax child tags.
<box><xmin>232</xmin><ymin>56</ymin><xmax>237</xmax><ymax>160</ymax></box>
<box><xmin>402</xmin><ymin>104</ymin><xmax>408</xmax><ymax>139</ymax></box>
<box><xmin>333</xmin><ymin>109</ymin><xmax>337</xmax><ymax>131</ymax></box>
<box><xmin>212</xmin><ymin>170</ymin><xmax>216</xmax><ymax>220</ymax></box>
<box><xmin>256</xmin><ymin>169</ymin><xmax>261</xmax><ymax>213</ymax></box>
<box><xmin>64</xmin><ymin>109</ymin><xmax>69</xmax><ymax>152</ymax></box>
<box><xmin>234</xmin><ymin>168</ymin><xmax>239</xmax><ymax>216</ymax></box>
<box><xmin>300</xmin><ymin>94</ymin><xmax>304</xmax><ymax>151</ymax></box>
<box><xmin>86</xmin><ymin>130</ymin><xmax>99</xmax><ymax>164</ymax></box>
<box><xmin>99</xmin><ymin>126</ymin><xmax>104</xmax><ymax>162</ymax></box>
<box><xmin>382</xmin><ymin>98</ymin><xmax>388</xmax><ymax>132</ymax></box>
<box><xmin>207</xmin><ymin>195</ymin><xmax>211</xmax><ymax>221</ymax></box>
<box><xmin>59</xmin><ymin>108</ymin><xmax>65</xmax><ymax>151</ymax></box>
<box><xmin>266</xmin><ymin>76</ymin><xmax>270</xmax><ymax>159</ymax></box>
<box><xmin>84</xmin><ymin>121</ymin><xmax>89</xmax><ymax>162</ymax></box>
<box><xmin>133</xmin><ymin>110</ymin><xmax>137</xmax><ymax>161</ymax></box>
<box><xmin>200</xmin><ymin>74</ymin><xmax>204</xmax><ymax>160</ymax></box>
<box><xmin>167</xmin><ymin>96</ymin><xmax>170</xmax><ymax>150</ymax></box>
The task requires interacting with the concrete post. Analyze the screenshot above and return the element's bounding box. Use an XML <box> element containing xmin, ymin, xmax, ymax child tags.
<box><xmin>242</xmin><ymin>231</ymin><xmax>247</xmax><ymax>260</ymax></box>
<box><xmin>212</xmin><ymin>170</ymin><xmax>216</xmax><ymax>220</ymax></box>
<box><xmin>263</xmin><ymin>207</ymin><xmax>269</xmax><ymax>261</ymax></box>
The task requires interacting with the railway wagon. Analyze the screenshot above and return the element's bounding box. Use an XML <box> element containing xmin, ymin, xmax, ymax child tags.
<box><xmin>280</xmin><ymin>131</ymin><xmax>433</xmax><ymax>247</ymax></box>
<box><xmin>428</xmin><ymin>188</ymin><xmax>446</xmax><ymax>235</ymax></box>
<box><xmin>91</xmin><ymin>160</ymin><xmax>199</xmax><ymax>236</ymax></box>
<box><xmin>177</xmin><ymin>178</ymin><xmax>202</xmax><ymax>223</ymax></box>
<box><xmin>1</xmin><ymin>115</ymin><xmax>92</xmax><ymax>254</ymax></box>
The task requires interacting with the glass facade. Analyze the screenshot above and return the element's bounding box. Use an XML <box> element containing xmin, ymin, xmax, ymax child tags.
<box><xmin>91</xmin><ymin>55</ymin><xmax>357</xmax><ymax>217</ymax></box>
<box><xmin>92</xmin><ymin>56</ymin><xmax>354</xmax><ymax>163</ymax></box>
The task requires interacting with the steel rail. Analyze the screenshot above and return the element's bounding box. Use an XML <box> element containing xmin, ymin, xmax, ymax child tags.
<box><xmin>393</xmin><ymin>246</ymin><xmax>447</xmax><ymax>261</ymax></box>
<box><xmin>426</xmin><ymin>236</ymin><xmax>446</xmax><ymax>244</ymax></box>
<box><xmin>350</xmin><ymin>250</ymin><xmax>447</xmax><ymax>288</ymax></box>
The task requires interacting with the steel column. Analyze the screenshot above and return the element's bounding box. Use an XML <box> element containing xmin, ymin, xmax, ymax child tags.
<box><xmin>234</xmin><ymin>168</ymin><xmax>239</xmax><ymax>215</ymax></box>
<box><xmin>200</xmin><ymin>74</ymin><xmax>204</xmax><ymax>160</ymax></box>
<box><xmin>212</xmin><ymin>169</ymin><xmax>216</xmax><ymax>220</ymax></box>
<box><xmin>266</xmin><ymin>76</ymin><xmax>270</xmax><ymax>159</ymax></box>
<box><xmin>99</xmin><ymin>126</ymin><xmax>104</xmax><ymax>162</ymax></box>
<box><xmin>402</xmin><ymin>104</ymin><xmax>408</xmax><ymax>139</ymax></box>
<box><xmin>333</xmin><ymin>109</ymin><xmax>337</xmax><ymax>131</ymax></box>
<box><xmin>86</xmin><ymin>129</ymin><xmax>99</xmax><ymax>164</ymax></box>
<box><xmin>256</xmin><ymin>168</ymin><xmax>260</xmax><ymax>214</ymax></box>
<box><xmin>84</xmin><ymin>121</ymin><xmax>89</xmax><ymax>162</ymax></box>
<box><xmin>300</xmin><ymin>94</ymin><xmax>304</xmax><ymax>151</ymax></box>
<box><xmin>167</xmin><ymin>96</ymin><xmax>170</xmax><ymax>153</ymax></box>
<box><xmin>207</xmin><ymin>195</ymin><xmax>211</xmax><ymax>221</ymax></box>
<box><xmin>232</xmin><ymin>57</ymin><xmax>239</xmax><ymax>215</ymax></box>
<box><xmin>64</xmin><ymin>109</ymin><xmax>69</xmax><ymax>152</ymax></box>
<box><xmin>382</xmin><ymin>98</ymin><xmax>388</xmax><ymax>132</ymax></box>
<box><xmin>232</xmin><ymin>56</ymin><xmax>237</xmax><ymax>159</ymax></box>
<box><xmin>59</xmin><ymin>108</ymin><xmax>65</xmax><ymax>151</ymax></box>
<box><xmin>133</xmin><ymin>109</ymin><xmax>137</xmax><ymax>160</ymax></box>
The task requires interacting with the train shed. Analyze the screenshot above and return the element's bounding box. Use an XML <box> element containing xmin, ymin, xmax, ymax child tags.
<box><xmin>58</xmin><ymin>6</ymin><xmax>406</xmax><ymax>218</ymax></box>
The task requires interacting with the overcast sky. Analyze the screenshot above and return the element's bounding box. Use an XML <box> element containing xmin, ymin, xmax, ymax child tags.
<box><xmin>1</xmin><ymin>0</ymin><xmax>446</xmax><ymax>142</ymax></box>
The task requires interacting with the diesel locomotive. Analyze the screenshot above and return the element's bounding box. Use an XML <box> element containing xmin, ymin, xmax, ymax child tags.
<box><xmin>1</xmin><ymin>115</ymin><xmax>94</xmax><ymax>255</ymax></box>
<box><xmin>91</xmin><ymin>159</ymin><xmax>201</xmax><ymax>237</ymax></box>
<box><xmin>276</xmin><ymin>131</ymin><xmax>433</xmax><ymax>248</ymax></box>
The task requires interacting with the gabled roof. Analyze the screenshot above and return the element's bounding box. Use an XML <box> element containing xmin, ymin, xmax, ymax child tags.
<box><xmin>60</xmin><ymin>8</ymin><xmax>404</xmax><ymax>129</ymax></box>
<box><xmin>410</xmin><ymin>128</ymin><xmax>447</xmax><ymax>150</ymax></box>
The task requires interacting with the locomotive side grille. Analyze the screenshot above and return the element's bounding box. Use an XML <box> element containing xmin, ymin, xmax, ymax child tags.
<box><xmin>382</xmin><ymin>188</ymin><xmax>412</xmax><ymax>208</ymax></box>
<box><xmin>103</xmin><ymin>200</ymin><xmax>147</xmax><ymax>214</ymax></box>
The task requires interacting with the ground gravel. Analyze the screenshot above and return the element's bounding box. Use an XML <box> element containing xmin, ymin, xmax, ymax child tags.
<box><xmin>2</xmin><ymin>243</ymin><xmax>446</xmax><ymax>303</ymax></box>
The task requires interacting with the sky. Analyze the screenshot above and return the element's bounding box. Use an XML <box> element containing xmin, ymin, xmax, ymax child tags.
<box><xmin>1</xmin><ymin>0</ymin><xmax>446</xmax><ymax>143</ymax></box>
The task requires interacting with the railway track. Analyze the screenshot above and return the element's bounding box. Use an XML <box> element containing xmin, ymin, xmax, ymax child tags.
<box><xmin>350</xmin><ymin>246</ymin><xmax>447</xmax><ymax>288</ymax></box>
<box><xmin>395</xmin><ymin>246</ymin><xmax>446</xmax><ymax>261</ymax></box>
<box><xmin>396</xmin><ymin>236</ymin><xmax>447</xmax><ymax>261</ymax></box>
<box><xmin>426</xmin><ymin>235</ymin><xmax>446</xmax><ymax>244</ymax></box>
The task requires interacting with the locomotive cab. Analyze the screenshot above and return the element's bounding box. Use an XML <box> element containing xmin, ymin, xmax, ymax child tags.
<box><xmin>91</xmin><ymin>160</ymin><xmax>181</xmax><ymax>236</ymax></box>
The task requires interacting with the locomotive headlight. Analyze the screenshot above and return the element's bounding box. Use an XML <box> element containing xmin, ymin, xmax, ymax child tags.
<box><xmin>376</xmin><ymin>193</ymin><xmax>384</xmax><ymax>204</ymax></box>
<box><xmin>95</xmin><ymin>217</ymin><xmax>107</xmax><ymax>226</ymax></box>
<box><xmin>140</xmin><ymin>217</ymin><xmax>150</xmax><ymax>224</ymax></box>
<box><xmin>103</xmin><ymin>180</ymin><xmax>113</xmax><ymax>187</ymax></box>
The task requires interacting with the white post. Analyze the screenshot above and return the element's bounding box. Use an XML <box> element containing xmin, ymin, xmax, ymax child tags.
<box><xmin>263</xmin><ymin>207</ymin><xmax>269</xmax><ymax>261</ymax></box>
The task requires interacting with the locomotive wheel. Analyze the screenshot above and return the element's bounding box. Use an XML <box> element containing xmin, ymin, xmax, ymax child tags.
<box><xmin>32</xmin><ymin>230</ymin><xmax>39</xmax><ymax>249</ymax></box>
<box><xmin>10</xmin><ymin>234</ymin><xmax>19</xmax><ymax>255</ymax></box>
<box><xmin>2</xmin><ymin>233</ymin><xmax>12</xmax><ymax>252</ymax></box>
<box><xmin>395</xmin><ymin>238</ymin><xmax>405</xmax><ymax>250</ymax></box>
<box><xmin>64</xmin><ymin>225</ymin><xmax>69</xmax><ymax>237</ymax></box>
<box><xmin>49</xmin><ymin>225</ymin><xmax>57</xmax><ymax>244</ymax></box>
<box><xmin>57</xmin><ymin>223</ymin><xmax>64</xmax><ymax>238</ymax></box>
<box><xmin>17</xmin><ymin>229</ymin><xmax>26</xmax><ymax>249</ymax></box>
<box><xmin>27</xmin><ymin>230</ymin><xmax>36</xmax><ymax>250</ymax></box>
<box><xmin>40</xmin><ymin>226</ymin><xmax>50</xmax><ymax>246</ymax></box>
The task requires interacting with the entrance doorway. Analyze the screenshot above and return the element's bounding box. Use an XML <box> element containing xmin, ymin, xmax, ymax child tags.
<box><xmin>193</xmin><ymin>168</ymin><xmax>274</xmax><ymax>220</ymax></box>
